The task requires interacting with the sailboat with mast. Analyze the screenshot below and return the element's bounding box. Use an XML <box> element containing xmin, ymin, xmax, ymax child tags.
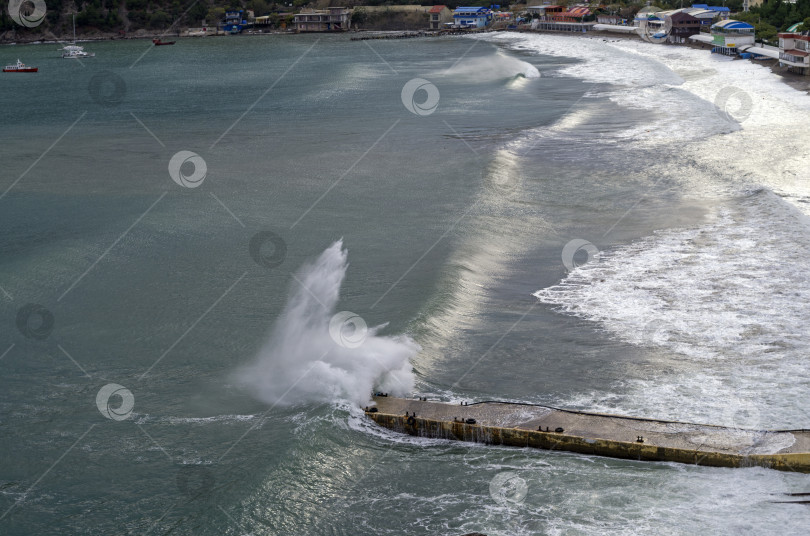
<box><xmin>61</xmin><ymin>14</ymin><xmax>95</xmax><ymax>58</ymax></box>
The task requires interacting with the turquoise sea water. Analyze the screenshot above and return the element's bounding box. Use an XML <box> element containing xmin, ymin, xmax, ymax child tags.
<box><xmin>3</xmin><ymin>33</ymin><xmax>810</xmax><ymax>535</ymax></box>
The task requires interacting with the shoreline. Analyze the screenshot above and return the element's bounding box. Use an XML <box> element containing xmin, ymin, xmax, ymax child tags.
<box><xmin>5</xmin><ymin>25</ymin><xmax>810</xmax><ymax>95</ymax></box>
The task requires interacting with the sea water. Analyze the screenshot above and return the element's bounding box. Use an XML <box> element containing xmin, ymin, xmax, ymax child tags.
<box><xmin>1</xmin><ymin>32</ymin><xmax>810</xmax><ymax>535</ymax></box>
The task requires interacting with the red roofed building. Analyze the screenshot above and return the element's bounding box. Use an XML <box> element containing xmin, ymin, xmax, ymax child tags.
<box><xmin>428</xmin><ymin>5</ymin><xmax>452</xmax><ymax>29</ymax></box>
<box><xmin>779</xmin><ymin>24</ymin><xmax>810</xmax><ymax>75</ymax></box>
<box><xmin>552</xmin><ymin>7</ymin><xmax>591</xmax><ymax>22</ymax></box>
<box><xmin>532</xmin><ymin>4</ymin><xmax>595</xmax><ymax>31</ymax></box>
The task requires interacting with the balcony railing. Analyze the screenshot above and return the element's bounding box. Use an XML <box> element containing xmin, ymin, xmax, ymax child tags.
<box><xmin>780</xmin><ymin>52</ymin><xmax>808</xmax><ymax>65</ymax></box>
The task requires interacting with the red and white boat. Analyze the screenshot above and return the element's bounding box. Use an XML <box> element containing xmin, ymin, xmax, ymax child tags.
<box><xmin>152</xmin><ymin>38</ymin><xmax>176</xmax><ymax>46</ymax></box>
<box><xmin>3</xmin><ymin>59</ymin><xmax>38</xmax><ymax>73</ymax></box>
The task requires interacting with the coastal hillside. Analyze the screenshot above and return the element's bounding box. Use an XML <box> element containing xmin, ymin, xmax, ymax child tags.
<box><xmin>2</xmin><ymin>0</ymin><xmax>228</xmax><ymax>40</ymax></box>
<box><xmin>0</xmin><ymin>0</ymin><xmax>464</xmax><ymax>40</ymax></box>
<box><xmin>4</xmin><ymin>0</ymin><xmax>810</xmax><ymax>41</ymax></box>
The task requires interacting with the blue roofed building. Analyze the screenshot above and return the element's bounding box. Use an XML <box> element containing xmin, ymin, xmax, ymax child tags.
<box><xmin>708</xmin><ymin>6</ymin><xmax>730</xmax><ymax>19</ymax></box>
<box><xmin>691</xmin><ymin>4</ymin><xmax>730</xmax><ymax>19</ymax></box>
<box><xmin>453</xmin><ymin>7</ymin><xmax>492</xmax><ymax>28</ymax></box>
<box><xmin>222</xmin><ymin>10</ymin><xmax>249</xmax><ymax>33</ymax></box>
<box><xmin>711</xmin><ymin>19</ymin><xmax>755</xmax><ymax>55</ymax></box>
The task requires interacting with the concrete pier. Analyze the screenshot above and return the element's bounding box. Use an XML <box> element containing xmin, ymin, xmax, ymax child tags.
<box><xmin>366</xmin><ymin>397</ymin><xmax>810</xmax><ymax>472</ymax></box>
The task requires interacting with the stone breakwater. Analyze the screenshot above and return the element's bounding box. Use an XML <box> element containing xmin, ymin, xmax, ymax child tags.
<box><xmin>367</xmin><ymin>396</ymin><xmax>810</xmax><ymax>472</ymax></box>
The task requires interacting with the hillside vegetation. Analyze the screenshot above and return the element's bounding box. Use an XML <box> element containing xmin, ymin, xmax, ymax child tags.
<box><xmin>5</xmin><ymin>0</ymin><xmax>810</xmax><ymax>40</ymax></box>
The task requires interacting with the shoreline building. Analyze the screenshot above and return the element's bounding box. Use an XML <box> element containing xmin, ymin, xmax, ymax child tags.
<box><xmin>533</xmin><ymin>5</ymin><xmax>594</xmax><ymax>32</ymax></box>
<box><xmin>452</xmin><ymin>7</ymin><xmax>492</xmax><ymax>28</ymax></box>
<box><xmin>428</xmin><ymin>5</ymin><xmax>452</xmax><ymax>29</ymax></box>
<box><xmin>596</xmin><ymin>14</ymin><xmax>625</xmax><ymax>25</ymax></box>
<box><xmin>680</xmin><ymin>7</ymin><xmax>721</xmax><ymax>27</ymax></box>
<box><xmin>222</xmin><ymin>10</ymin><xmax>249</xmax><ymax>33</ymax></box>
<box><xmin>668</xmin><ymin>11</ymin><xmax>702</xmax><ymax>43</ymax></box>
<box><xmin>691</xmin><ymin>4</ymin><xmax>731</xmax><ymax>20</ymax></box>
<box><xmin>294</xmin><ymin>7</ymin><xmax>351</xmax><ymax>32</ymax></box>
<box><xmin>779</xmin><ymin>23</ymin><xmax>810</xmax><ymax>75</ymax></box>
<box><xmin>711</xmin><ymin>19</ymin><xmax>755</xmax><ymax>55</ymax></box>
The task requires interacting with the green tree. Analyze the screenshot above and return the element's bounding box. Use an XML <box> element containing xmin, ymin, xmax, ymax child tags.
<box><xmin>207</xmin><ymin>6</ymin><xmax>226</xmax><ymax>22</ymax></box>
<box><xmin>351</xmin><ymin>6</ymin><xmax>367</xmax><ymax>25</ymax></box>
<box><xmin>756</xmin><ymin>21</ymin><xmax>778</xmax><ymax>41</ymax></box>
<box><xmin>126</xmin><ymin>0</ymin><xmax>147</xmax><ymax>10</ymax></box>
<box><xmin>250</xmin><ymin>0</ymin><xmax>270</xmax><ymax>16</ymax></box>
<box><xmin>188</xmin><ymin>1</ymin><xmax>209</xmax><ymax>24</ymax></box>
<box><xmin>148</xmin><ymin>10</ymin><xmax>171</xmax><ymax>28</ymax></box>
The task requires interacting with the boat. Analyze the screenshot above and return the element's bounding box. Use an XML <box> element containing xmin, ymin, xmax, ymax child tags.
<box><xmin>61</xmin><ymin>14</ymin><xmax>95</xmax><ymax>58</ymax></box>
<box><xmin>152</xmin><ymin>38</ymin><xmax>176</xmax><ymax>46</ymax></box>
<box><xmin>3</xmin><ymin>59</ymin><xmax>38</xmax><ymax>72</ymax></box>
<box><xmin>365</xmin><ymin>396</ymin><xmax>810</xmax><ymax>473</ymax></box>
<box><xmin>62</xmin><ymin>45</ymin><xmax>95</xmax><ymax>59</ymax></box>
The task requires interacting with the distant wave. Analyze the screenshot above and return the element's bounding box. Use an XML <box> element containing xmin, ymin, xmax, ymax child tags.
<box><xmin>440</xmin><ymin>51</ymin><xmax>540</xmax><ymax>81</ymax></box>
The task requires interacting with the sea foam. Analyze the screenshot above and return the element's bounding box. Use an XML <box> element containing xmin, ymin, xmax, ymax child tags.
<box><xmin>235</xmin><ymin>240</ymin><xmax>419</xmax><ymax>407</ymax></box>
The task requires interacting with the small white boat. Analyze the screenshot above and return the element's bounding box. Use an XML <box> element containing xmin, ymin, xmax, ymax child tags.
<box><xmin>60</xmin><ymin>14</ymin><xmax>95</xmax><ymax>58</ymax></box>
<box><xmin>62</xmin><ymin>45</ymin><xmax>95</xmax><ymax>58</ymax></box>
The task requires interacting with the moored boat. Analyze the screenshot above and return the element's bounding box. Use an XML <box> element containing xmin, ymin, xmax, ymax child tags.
<box><xmin>61</xmin><ymin>14</ymin><xmax>95</xmax><ymax>58</ymax></box>
<box><xmin>3</xmin><ymin>59</ymin><xmax>38</xmax><ymax>73</ymax></box>
<box><xmin>61</xmin><ymin>45</ymin><xmax>95</xmax><ymax>59</ymax></box>
<box><xmin>152</xmin><ymin>38</ymin><xmax>176</xmax><ymax>46</ymax></box>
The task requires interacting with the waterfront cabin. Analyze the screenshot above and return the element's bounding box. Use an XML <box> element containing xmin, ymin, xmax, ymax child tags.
<box><xmin>779</xmin><ymin>23</ymin><xmax>810</xmax><ymax>75</ymax></box>
<box><xmin>428</xmin><ymin>5</ymin><xmax>452</xmax><ymax>29</ymax></box>
<box><xmin>711</xmin><ymin>19</ymin><xmax>755</xmax><ymax>55</ymax></box>
<box><xmin>533</xmin><ymin>5</ymin><xmax>565</xmax><ymax>20</ymax></box>
<box><xmin>633</xmin><ymin>6</ymin><xmax>663</xmax><ymax>27</ymax></box>
<box><xmin>692</xmin><ymin>4</ymin><xmax>730</xmax><ymax>20</ymax></box>
<box><xmin>294</xmin><ymin>7</ymin><xmax>351</xmax><ymax>32</ymax></box>
<box><xmin>596</xmin><ymin>14</ymin><xmax>625</xmax><ymax>25</ymax></box>
<box><xmin>553</xmin><ymin>7</ymin><xmax>591</xmax><ymax>23</ymax></box>
<box><xmin>532</xmin><ymin>5</ymin><xmax>594</xmax><ymax>31</ymax></box>
<box><xmin>526</xmin><ymin>5</ymin><xmax>565</xmax><ymax>20</ymax></box>
<box><xmin>452</xmin><ymin>7</ymin><xmax>492</xmax><ymax>28</ymax></box>
<box><xmin>681</xmin><ymin>7</ymin><xmax>719</xmax><ymax>27</ymax></box>
<box><xmin>222</xmin><ymin>10</ymin><xmax>248</xmax><ymax>33</ymax></box>
<box><xmin>669</xmin><ymin>11</ymin><xmax>701</xmax><ymax>42</ymax></box>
